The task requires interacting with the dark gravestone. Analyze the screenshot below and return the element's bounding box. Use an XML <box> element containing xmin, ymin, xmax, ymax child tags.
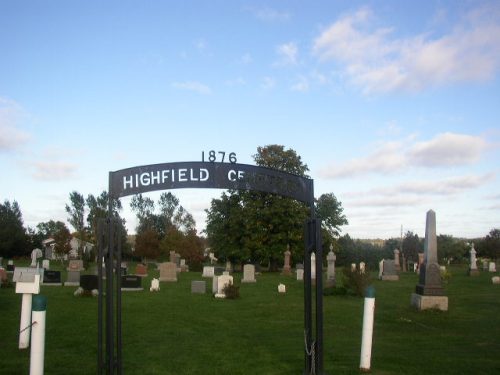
<box><xmin>80</xmin><ymin>275</ymin><xmax>99</xmax><ymax>291</ymax></box>
<box><xmin>6</xmin><ymin>264</ymin><xmax>14</xmax><ymax>272</ymax></box>
<box><xmin>121</xmin><ymin>275</ymin><xmax>142</xmax><ymax>291</ymax></box>
<box><xmin>43</xmin><ymin>270</ymin><xmax>62</xmax><ymax>285</ymax></box>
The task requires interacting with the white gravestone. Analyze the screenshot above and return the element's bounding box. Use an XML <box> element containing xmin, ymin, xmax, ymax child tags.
<box><xmin>489</xmin><ymin>262</ymin><xmax>497</xmax><ymax>272</ymax></box>
<box><xmin>150</xmin><ymin>278</ymin><xmax>160</xmax><ymax>292</ymax></box>
<box><xmin>296</xmin><ymin>269</ymin><xmax>304</xmax><ymax>281</ymax></box>
<box><xmin>278</xmin><ymin>283</ymin><xmax>286</xmax><ymax>293</ymax></box>
<box><xmin>215</xmin><ymin>274</ymin><xmax>233</xmax><ymax>298</ymax></box>
<box><xmin>202</xmin><ymin>266</ymin><xmax>215</xmax><ymax>278</ymax></box>
<box><xmin>30</xmin><ymin>249</ymin><xmax>42</xmax><ymax>267</ymax></box>
<box><xmin>242</xmin><ymin>264</ymin><xmax>256</xmax><ymax>283</ymax></box>
<box><xmin>359</xmin><ymin>262</ymin><xmax>366</xmax><ymax>274</ymax></box>
<box><xmin>42</xmin><ymin>259</ymin><xmax>50</xmax><ymax>270</ymax></box>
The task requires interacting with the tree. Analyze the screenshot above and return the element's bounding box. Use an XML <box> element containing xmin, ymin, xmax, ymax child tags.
<box><xmin>402</xmin><ymin>231</ymin><xmax>421</xmax><ymax>262</ymax></box>
<box><xmin>437</xmin><ymin>234</ymin><xmax>467</xmax><ymax>264</ymax></box>
<box><xmin>52</xmin><ymin>223</ymin><xmax>72</xmax><ymax>261</ymax></box>
<box><xmin>483</xmin><ymin>228</ymin><xmax>500</xmax><ymax>260</ymax></box>
<box><xmin>65</xmin><ymin>191</ymin><xmax>87</xmax><ymax>256</ymax></box>
<box><xmin>134</xmin><ymin>228</ymin><xmax>160</xmax><ymax>260</ymax></box>
<box><xmin>205</xmin><ymin>145</ymin><xmax>349</xmax><ymax>270</ymax></box>
<box><xmin>0</xmin><ymin>200</ymin><xmax>29</xmax><ymax>258</ymax></box>
<box><xmin>36</xmin><ymin>220</ymin><xmax>68</xmax><ymax>238</ymax></box>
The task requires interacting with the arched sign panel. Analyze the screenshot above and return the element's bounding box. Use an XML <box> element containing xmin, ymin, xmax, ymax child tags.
<box><xmin>109</xmin><ymin>161</ymin><xmax>314</xmax><ymax>205</ymax></box>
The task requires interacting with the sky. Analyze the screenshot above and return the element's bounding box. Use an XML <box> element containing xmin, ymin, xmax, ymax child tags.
<box><xmin>1</xmin><ymin>0</ymin><xmax>499</xmax><ymax>240</ymax></box>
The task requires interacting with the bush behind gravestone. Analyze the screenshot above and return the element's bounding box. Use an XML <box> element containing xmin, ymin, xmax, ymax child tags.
<box><xmin>222</xmin><ymin>283</ymin><xmax>240</xmax><ymax>299</ymax></box>
<box><xmin>341</xmin><ymin>267</ymin><xmax>371</xmax><ymax>297</ymax></box>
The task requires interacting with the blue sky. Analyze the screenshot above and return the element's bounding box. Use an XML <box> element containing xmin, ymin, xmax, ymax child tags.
<box><xmin>1</xmin><ymin>0</ymin><xmax>499</xmax><ymax>239</ymax></box>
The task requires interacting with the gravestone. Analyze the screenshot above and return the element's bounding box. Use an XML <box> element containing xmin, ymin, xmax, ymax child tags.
<box><xmin>0</xmin><ymin>268</ymin><xmax>7</xmax><ymax>285</ymax></box>
<box><xmin>30</xmin><ymin>248</ymin><xmax>43</xmax><ymax>267</ymax></box>
<box><xmin>394</xmin><ymin>249</ymin><xmax>401</xmax><ymax>272</ymax></box>
<box><xmin>359</xmin><ymin>262</ymin><xmax>366</xmax><ymax>274</ymax></box>
<box><xmin>80</xmin><ymin>275</ymin><xmax>99</xmax><ymax>291</ymax></box>
<box><xmin>311</xmin><ymin>253</ymin><xmax>316</xmax><ymax>281</ymax></box>
<box><xmin>180</xmin><ymin>259</ymin><xmax>189</xmax><ymax>272</ymax></box>
<box><xmin>282</xmin><ymin>245</ymin><xmax>292</xmax><ymax>276</ymax></box>
<box><xmin>492</xmin><ymin>276</ymin><xmax>500</xmax><ymax>284</ymax></box>
<box><xmin>7</xmin><ymin>262</ymin><xmax>15</xmax><ymax>272</ymax></box>
<box><xmin>135</xmin><ymin>263</ymin><xmax>148</xmax><ymax>277</ymax></box>
<box><xmin>159</xmin><ymin>262</ymin><xmax>177</xmax><ymax>282</ymax></box>
<box><xmin>202</xmin><ymin>266</ymin><xmax>215</xmax><ymax>278</ymax></box>
<box><xmin>225</xmin><ymin>260</ymin><xmax>232</xmax><ymax>273</ymax></box>
<box><xmin>67</xmin><ymin>259</ymin><xmax>84</xmax><ymax>272</ymax></box>
<box><xmin>278</xmin><ymin>283</ymin><xmax>286</xmax><ymax>293</ymax></box>
<box><xmin>64</xmin><ymin>270</ymin><xmax>81</xmax><ymax>286</ymax></box>
<box><xmin>483</xmin><ymin>260</ymin><xmax>489</xmax><ymax>271</ymax></box>
<box><xmin>351</xmin><ymin>263</ymin><xmax>356</xmax><ymax>272</ymax></box>
<box><xmin>169</xmin><ymin>251</ymin><xmax>176</xmax><ymax>264</ymax></box>
<box><xmin>191</xmin><ymin>280</ymin><xmax>206</xmax><ymax>294</ymax></box>
<box><xmin>212</xmin><ymin>276</ymin><xmax>219</xmax><ymax>294</ymax></box>
<box><xmin>380</xmin><ymin>260</ymin><xmax>399</xmax><ymax>281</ymax></box>
<box><xmin>121</xmin><ymin>275</ymin><xmax>143</xmax><ymax>291</ymax></box>
<box><xmin>42</xmin><ymin>259</ymin><xmax>50</xmax><ymax>270</ymax></box>
<box><xmin>242</xmin><ymin>264</ymin><xmax>256</xmax><ymax>283</ymax></box>
<box><xmin>296</xmin><ymin>268</ymin><xmax>304</xmax><ymax>281</ymax></box>
<box><xmin>150</xmin><ymin>278</ymin><xmax>160</xmax><ymax>292</ymax></box>
<box><xmin>489</xmin><ymin>262</ymin><xmax>497</xmax><ymax>272</ymax></box>
<box><xmin>215</xmin><ymin>274</ymin><xmax>233</xmax><ymax>298</ymax></box>
<box><xmin>326</xmin><ymin>249</ymin><xmax>336</xmax><ymax>283</ymax></box>
<box><xmin>468</xmin><ymin>244</ymin><xmax>479</xmax><ymax>276</ymax></box>
<box><xmin>411</xmin><ymin>210</ymin><xmax>448</xmax><ymax>311</ymax></box>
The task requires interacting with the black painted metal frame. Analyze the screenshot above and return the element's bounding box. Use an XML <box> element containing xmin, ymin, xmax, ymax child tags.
<box><xmin>98</xmin><ymin>161</ymin><xmax>325</xmax><ymax>374</ymax></box>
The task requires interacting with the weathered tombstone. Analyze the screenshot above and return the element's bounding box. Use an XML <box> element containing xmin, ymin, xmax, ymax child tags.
<box><xmin>80</xmin><ymin>275</ymin><xmax>98</xmax><ymax>291</ymax></box>
<box><xmin>135</xmin><ymin>263</ymin><xmax>148</xmax><ymax>277</ymax></box>
<box><xmin>411</xmin><ymin>210</ymin><xmax>448</xmax><ymax>311</ymax></box>
<box><xmin>482</xmin><ymin>260</ymin><xmax>489</xmax><ymax>271</ymax></box>
<box><xmin>296</xmin><ymin>263</ymin><xmax>304</xmax><ymax>281</ymax></box>
<box><xmin>359</xmin><ymin>262</ymin><xmax>366</xmax><ymax>274</ymax></box>
<box><xmin>121</xmin><ymin>275</ymin><xmax>143</xmax><ymax>291</ymax></box>
<box><xmin>215</xmin><ymin>274</ymin><xmax>233</xmax><ymax>298</ymax></box>
<box><xmin>180</xmin><ymin>259</ymin><xmax>189</xmax><ymax>272</ymax></box>
<box><xmin>417</xmin><ymin>253</ymin><xmax>424</xmax><ymax>274</ymax></box>
<box><xmin>311</xmin><ymin>253</ymin><xmax>316</xmax><ymax>281</ymax></box>
<box><xmin>30</xmin><ymin>248</ymin><xmax>43</xmax><ymax>267</ymax></box>
<box><xmin>394</xmin><ymin>249</ymin><xmax>401</xmax><ymax>272</ymax></box>
<box><xmin>42</xmin><ymin>259</ymin><xmax>50</xmax><ymax>270</ymax></box>
<box><xmin>150</xmin><ymin>278</ymin><xmax>160</xmax><ymax>292</ymax></box>
<box><xmin>65</xmin><ymin>270</ymin><xmax>80</xmax><ymax>286</ymax></box>
<box><xmin>191</xmin><ymin>280</ymin><xmax>206</xmax><ymax>294</ymax></box>
<box><xmin>278</xmin><ymin>283</ymin><xmax>286</xmax><ymax>293</ymax></box>
<box><xmin>378</xmin><ymin>260</ymin><xmax>384</xmax><ymax>279</ymax></box>
<box><xmin>159</xmin><ymin>262</ymin><xmax>177</xmax><ymax>282</ymax></box>
<box><xmin>67</xmin><ymin>259</ymin><xmax>84</xmax><ymax>272</ymax></box>
<box><xmin>212</xmin><ymin>276</ymin><xmax>219</xmax><ymax>294</ymax></box>
<box><xmin>380</xmin><ymin>260</ymin><xmax>399</xmax><ymax>281</ymax></box>
<box><xmin>351</xmin><ymin>263</ymin><xmax>356</xmax><ymax>272</ymax></box>
<box><xmin>489</xmin><ymin>262</ymin><xmax>497</xmax><ymax>273</ymax></box>
<box><xmin>202</xmin><ymin>266</ymin><xmax>215</xmax><ymax>278</ymax></box>
<box><xmin>492</xmin><ymin>276</ymin><xmax>500</xmax><ymax>285</ymax></box>
<box><xmin>242</xmin><ymin>264</ymin><xmax>256</xmax><ymax>283</ymax></box>
<box><xmin>326</xmin><ymin>248</ymin><xmax>336</xmax><ymax>287</ymax></box>
<box><xmin>282</xmin><ymin>245</ymin><xmax>292</xmax><ymax>276</ymax></box>
<box><xmin>468</xmin><ymin>243</ymin><xmax>479</xmax><ymax>276</ymax></box>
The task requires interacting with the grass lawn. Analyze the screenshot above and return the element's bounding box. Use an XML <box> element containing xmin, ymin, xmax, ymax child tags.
<box><xmin>1</xmin><ymin>261</ymin><xmax>499</xmax><ymax>374</ymax></box>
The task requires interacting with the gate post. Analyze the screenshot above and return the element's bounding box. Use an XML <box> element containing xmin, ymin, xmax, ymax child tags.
<box><xmin>304</xmin><ymin>218</ymin><xmax>324</xmax><ymax>374</ymax></box>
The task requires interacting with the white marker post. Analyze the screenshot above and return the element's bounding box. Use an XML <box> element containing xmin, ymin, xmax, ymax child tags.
<box><xmin>360</xmin><ymin>285</ymin><xmax>375</xmax><ymax>372</ymax></box>
<box><xmin>30</xmin><ymin>295</ymin><xmax>47</xmax><ymax>375</ymax></box>
<box><xmin>15</xmin><ymin>269</ymin><xmax>41</xmax><ymax>349</ymax></box>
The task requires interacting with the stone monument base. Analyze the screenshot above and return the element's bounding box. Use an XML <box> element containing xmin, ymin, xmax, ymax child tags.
<box><xmin>468</xmin><ymin>269</ymin><xmax>480</xmax><ymax>276</ymax></box>
<box><xmin>411</xmin><ymin>293</ymin><xmax>448</xmax><ymax>311</ymax></box>
<box><xmin>381</xmin><ymin>275</ymin><xmax>399</xmax><ymax>281</ymax></box>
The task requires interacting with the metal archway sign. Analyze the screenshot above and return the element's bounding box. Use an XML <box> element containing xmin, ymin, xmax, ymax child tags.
<box><xmin>98</xmin><ymin>161</ymin><xmax>324</xmax><ymax>374</ymax></box>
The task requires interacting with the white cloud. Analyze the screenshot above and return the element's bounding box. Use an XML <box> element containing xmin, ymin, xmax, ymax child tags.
<box><xmin>31</xmin><ymin>161</ymin><xmax>78</xmax><ymax>181</ymax></box>
<box><xmin>319</xmin><ymin>133</ymin><xmax>489</xmax><ymax>178</ymax></box>
<box><xmin>0</xmin><ymin>97</ymin><xmax>31</xmax><ymax>152</ymax></box>
<box><xmin>312</xmin><ymin>4</ymin><xmax>500</xmax><ymax>93</ymax></box>
<box><xmin>291</xmin><ymin>76</ymin><xmax>309</xmax><ymax>92</ymax></box>
<box><xmin>276</xmin><ymin>42</ymin><xmax>298</xmax><ymax>65</ymax></box>
<box><xmin>261</xmin><ymin>76</ymin><xmax>276</xmax><ymax>90</ymax></box>
<box><xmin>171</xmin><ymin>81</ymin><xmax>212</xmax><ymax>95</ymax></box>
<box><xmin>225</xmin><ymin>77</ymin><xmax>246</xmax><ymax>87</ymax></box>
<box><xmin>251</xmin><ymin>7</ymin><xmax>290</xmax><ymax>22</ymax></box>
<box><xmin>409</xmin><ymin>132</ymin><xmax>489</xmax><ymax>167</ymax></box>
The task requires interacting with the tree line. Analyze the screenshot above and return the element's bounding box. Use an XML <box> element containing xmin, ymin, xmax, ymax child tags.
<box><xmin>1</xmin><ymin>144</ymin><xmax>498</xmax><ymax>269</ymax></box>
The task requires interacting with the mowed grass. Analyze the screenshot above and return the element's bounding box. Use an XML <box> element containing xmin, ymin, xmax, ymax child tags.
<box><xmin>1</xmin><ymin>262</ymin><xmax>499</xmax><ymax>374</ymax></box>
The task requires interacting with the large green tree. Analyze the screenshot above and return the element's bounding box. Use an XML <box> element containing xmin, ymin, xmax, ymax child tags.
<box><xmin>483</xmin><ymin>228</ymin><xmax>500</xmax><ymax>260</ymax></box>
<box><xmin>0</xmin><ymin>200</ymin><xmax>29</xmax><ymax>258</ymax></box>
<box><xmin>402</xmin><ymin>230</ymin><xmax>421</xmax><ymax>262</ymax></box>
<box><xmin>205</xmin><ymin>145</ymin><xmax>348</xmax><ymax>270</ymax></box>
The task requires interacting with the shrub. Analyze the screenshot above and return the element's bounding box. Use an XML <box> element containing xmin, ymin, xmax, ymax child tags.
<box><xmin>222</xmin><ymin>283</ymin><xmax>240</xmax><ymax>299</ymax></box>
<box><xmin>323</xmin><ymin>286</ymin><xmax>348</xmax><ymax>296</ymax></box>
<box><xmin>341</xmin><ymin>267</ymin><xmax>371</xmax><ymax>297</ymax></box>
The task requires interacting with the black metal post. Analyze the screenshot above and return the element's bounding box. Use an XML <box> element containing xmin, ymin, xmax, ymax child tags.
<box><xmin>315</xmin><ymin>219</ymin><xmax>324</xmax><ymax>374</ymax></box>
<box><xmin>304</xmin><ymin>220</ymin><xmax>313</xmax><ymax>374</ymax></box>
<box><xmin>116</xmin><ymin>221</ymin><xmax>122</xmax><ymax>375</ymax></box>
<box><xmin>106</xmin><ymin>218</ymin><xmax>115</xmax><ymax>374</ymax></box>
<box><xmin>97</xmin><ymin>219</ymin><xmax>104</xmax><ymax>375</ymax></box>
